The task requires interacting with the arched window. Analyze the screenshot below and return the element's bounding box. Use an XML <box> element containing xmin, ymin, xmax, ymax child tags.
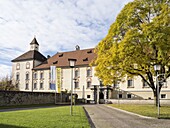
<box><xmin>40</xmin><ymin>82</ymin><xmax>43</xmax><ymax>89</ymax></box>
<box><xmin>16</xmin><ymin>63</ymin><xmax>20</xmax><ymax>70</ymax></box>
<box><xmin>87</xmin><ymin>81</ymin><xmax>91</xmax><ymax>88</ymax></box>
<box><xmin>26</xmin><ymin>62</ymin><xmax>30</xmax><ymax>69</ymax></box>
<box><xmin>34</xmin><ymin>72</ymin><xmax>37</xmax><ymax>79</ymax></box>
<box><xmin>26</xmin><ymin>72</ymin><xmax>29</xmax><ymax>80</ymax></box>
<box><xmin>87</xmin><ymin>68</ymin><xmax>91</xmax><ymax>77</ymax></box>
<box><xmin>75</xmin><ymin>70</ymin><xmax>79</xmax><ymax>77</ymax></box>
<box><xmin>16</xmin><ymin>72</ymin><xmax>20</xmax><ymax>81</ymax></box>
<box><xmin>34</xmin><ymin>82</ymin><xmax>37</xmax><ymax>89</ymax></box>
<box><xmin>40</xmin><ymin>71</ymin><xmax>44</xmax><ymax>79</ymax></box>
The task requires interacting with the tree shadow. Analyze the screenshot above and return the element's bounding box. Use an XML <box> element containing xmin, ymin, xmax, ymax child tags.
<box><xmin>0</xmin><ymin>124</ymin><xmax>28</xmax><ymax>128</ymax></box>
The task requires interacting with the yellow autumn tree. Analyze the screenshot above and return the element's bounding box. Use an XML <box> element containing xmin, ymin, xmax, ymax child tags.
<box><xmin>94</xmin><ymin>0</ymin><xmax>170</xmax><ymax>106</ymax></box>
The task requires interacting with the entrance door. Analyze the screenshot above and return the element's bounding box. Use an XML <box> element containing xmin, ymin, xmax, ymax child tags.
<box><xmin>99</xmin><ymin>91</ymin><xmax>104</xmax><ymax>104</ymax></box>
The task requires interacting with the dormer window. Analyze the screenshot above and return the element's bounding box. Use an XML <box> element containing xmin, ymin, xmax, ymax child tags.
<box><xmin>53</xmin><ymin>61</ymin><xmax>58</xmax><ymax>64</ymax></box>
<box><xmin>26</xmin><ymin>62</ymin><xmax>30</xmax><ymax>69</ymax></box>
<box><xmin>87</xmin><ymin>50</ymin><xmax>92</xmax><ymax>53</ymax></box>
<box><xmin>59</xmin><ymin>54</ymin><xmax>63</xmax><ymax>57</ymax></box>
<box><xmin>83</xmin><ymin>58</ymin><xmax>88</xmax><ymax>61</ymax></box>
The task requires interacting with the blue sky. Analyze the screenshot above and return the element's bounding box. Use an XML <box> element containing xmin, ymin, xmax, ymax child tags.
<box><xmin>0</xmin><ymin>0</ymin><xmax>132</xmax><ymax>78</ymax></box>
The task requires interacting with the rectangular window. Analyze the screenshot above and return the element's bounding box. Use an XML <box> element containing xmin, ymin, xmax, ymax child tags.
<box><xmin>118</xmin><ymin>94</ymin><xmax>122</xmax><ymax>99</ymax></box>
<box><xmin>87</xmin><ymin>81</ymin><xmax>91</xmax><ymax>88</ymax></box>
<box><xmin>87</xmin><ymin>95</ymin><xmax>91</xmax><ymax>98</ymax></box>
<box><xmin>34</xmin><ymin>83</ymin><xmax>37</xmax><ymax>89</ymax></box>
<box><xmin>34</xmin><ymin>73</ymin><xmax>37</xmax><ymax>79</ymax></box>
<box><xmin>40</xmin><ymin>72</ymin><xmax>43</xmax><ymax>79</ymax></box>
<box><xmin>16</xmin><ymin>74</ymin><xmax>19</xmax><ymax>80</ymax></box>
<box><xmin>75</xmin><ymin>70</ymin><xmax>79</xmax><ymax>77</ymax></box>
<box><xmin>161</xmin><ymin>94</ymin><xmax>166</xmax><ymax>99</ymax></box>
<box><xmin>40</xmin><ymin>83</ymin><xmax>43</xmax><ymax>89</ymax></box>
<box><xmin>25</xmin><ymin>83</ymin><xmax>29</xmax><ymax>90</ymax></box>
<box><xmin>75</xmin><ymin>82</ymin><xmax>79</xmax><ymax>88</ymax></box>
<box><xmin>16</xmin><ymin>83</ymin><xmax>19</xmax><ymax>88</ymax></box>
<box><xmin>143</xmin><ymin>80</ymin><xmax>149</xmax><ymax>88</ymax></box>
<box><xmin>26</xmin><ymin>74</ymin><xmax>29</xmax><ymax>80</ymax></box>
<box><xmin>87</xmin><ymin>69</ymin><xmax>91</xmax><ymax>77</ymax></box>
<box><xmin>127</xmin><ymin>94</ymin><xmax>132</xmax><ymax>99</ymax></box>
<box><xmin>127</xmin><ymin>79</ymin><xmax>133</xmax><ymax>88</ymax></box>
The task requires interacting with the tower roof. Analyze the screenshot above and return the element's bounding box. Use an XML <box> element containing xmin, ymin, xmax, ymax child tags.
<box><xmin>30</xmin><ymin>37</ymin><xmax>39</xmax><ymax>45</ymax></box>
<box><xmin>11</xmin><ymin>50</ymin><xmax>46</xmax><ymax>62</ymax></box>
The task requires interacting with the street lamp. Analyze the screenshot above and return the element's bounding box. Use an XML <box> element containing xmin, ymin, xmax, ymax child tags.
<box><xmin>68</xmin><ymin>58</ymin><xmax>77</xmax><ymax>116</ymax></box>
<box><xmin>154</xmin><ymin>64</ymin><xmax>161</xmax><ymax>118</ymax></box>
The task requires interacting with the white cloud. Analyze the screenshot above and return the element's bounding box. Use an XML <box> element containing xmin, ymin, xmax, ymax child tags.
<box><xmin>0</xmin><ymin>0</ymin><xmax>132</xmax><ymax>78</ymax></box>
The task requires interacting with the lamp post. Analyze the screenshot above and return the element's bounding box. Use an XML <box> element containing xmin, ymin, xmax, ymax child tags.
<box><xmin>154</xmin><ymin>64</ymin><xmax>161</xmax><ymax>118</ymax></box>
<box><xmin>68</xmin><ymin>59</ymin><xmax>77</xmax><ymax>116</ymax></box>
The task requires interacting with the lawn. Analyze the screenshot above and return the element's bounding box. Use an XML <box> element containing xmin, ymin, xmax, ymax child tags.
<box><xmin>109</xmin><ymin>104</ymin><xmax>170</xmax><ymax>119</ymax></box>
<box><xmin>0</xmin><ymin>106</ymin><xmax>90</xmax><ymax>128</ymax></box>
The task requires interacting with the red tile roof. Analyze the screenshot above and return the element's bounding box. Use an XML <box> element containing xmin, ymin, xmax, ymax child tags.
<box><xmin>34</xmin><ymin>48</ymin><xmax>96</xmax><ymax>70</ymax></box>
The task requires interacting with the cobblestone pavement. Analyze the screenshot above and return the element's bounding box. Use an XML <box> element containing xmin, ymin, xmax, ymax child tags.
<box><xmin>84</xmin><ymin>104</ymin><xmax>170</xmax><ymax>128</ymax></box>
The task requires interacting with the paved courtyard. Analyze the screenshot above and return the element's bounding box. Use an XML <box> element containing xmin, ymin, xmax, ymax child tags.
<box><xmin>84</xmin><ymin>104</ymin><xmax>170</xmax><ymax>128</ymax></box>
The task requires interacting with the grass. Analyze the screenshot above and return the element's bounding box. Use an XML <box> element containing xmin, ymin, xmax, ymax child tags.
<box><xmin>109</xmin><ymin>104</ymin><xmax>170</xmax><ymax>119</ymax></box>
<box><xmin>0</xmin><ymin>106</ymin><xmax>90</xmax><ymax>128</ymax></box>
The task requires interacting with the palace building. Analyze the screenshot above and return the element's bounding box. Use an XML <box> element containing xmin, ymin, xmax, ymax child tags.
<box><xmin>11</xmin><ymin>38</ymin><xmax>170</xmax><ymax>103</ymax></box>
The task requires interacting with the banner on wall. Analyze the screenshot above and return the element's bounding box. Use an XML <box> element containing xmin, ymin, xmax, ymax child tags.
<box><xmin>57</xmin><ymin>68</ymin><xmax>61</xmax><ymax>93</ymax></box>
<box><xmin>50</xmin><ymin>66</ymin><xmax>56</xmax><ymax>90</ymax></box>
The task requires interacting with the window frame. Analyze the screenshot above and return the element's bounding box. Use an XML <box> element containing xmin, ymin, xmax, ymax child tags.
<box><xmin>40</xmin><ymin>82</ymin><xmax>43</xmax><ymax>89</ymax></box>
<box><xmin>74</xmin><ymin>81</ymin><xmax>79</xmax><ymax>89</ymax></box>
<box><xmin>87</xmin><ymin>69</ymin><xmax>91</xmax><ymax>77</ymax></box>
<box><xmin>26</xmin><ymin>72</ymin><xmax>29</xmax><ymax>80</ymax></box>
<box><xmin>127</xmin><ymin>79</ymin><xmax>134</xmax><ymax>88</ymax></box>
<box><xmin>25</xmin><ymin>83</ymin><xmax>29</xmax><ymax>90</ymax></box>
<box><xmin>16</xmin><ymin>63</ymin><xmax>20</xmax><ymax>70</ymax></box>
<box><xmin>87</xmin><ymin>81</ymin><xmax>91</xmax><ymax>88</ymax></box>
<box><xmin>16</xmin><ymin>73</ymin><xmax>20</xmax><ymax>81</ymax></box>
<box><xmin>26</xmin><ymin>62</ymin><xmax>30</xmax><ymax>69</ymax></box>
<box><xmin>161</xmin><ymin>94</ymin><xmax>166</xmax><ymax>99</ymax></box>
<box><xmin>33</xmin><ymin>82</ymin><xmax>37</xmax><ymax>89</ymax></box>
<box><xmin>127</xmin><ymin>94</ymin><xmax>132</xmax><ymax>99</ymax></box>
<box><xmin>87</xmin><ymin>95</ymin><xmax>91</xmax><ymax>98</ymax></box>
<box><xmin>40</xmin><ymin>72</ymin><xmax>44</xmax><ymax>79</ymax></box>
<box><xmin>75</xmin><ymin>70</ymin><xmax>79</xmax><ymax>78</ymax></box>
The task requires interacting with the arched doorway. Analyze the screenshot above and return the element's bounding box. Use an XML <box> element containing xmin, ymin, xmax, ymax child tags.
<box><xmin>99</xmin><ymin>91</ymin><xmax>104</xmax><ymax>104</ymax></box>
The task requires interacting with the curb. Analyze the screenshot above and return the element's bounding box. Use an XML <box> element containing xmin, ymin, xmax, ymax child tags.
<box><xmin>83</xmin><ymin>106</ymin><xmax>96</xmax><ymax>128</ymax></box>
<box><xmin>105</xmin><ymin>105</ymin><xmax>155</xmax><ymax>119</ymax></box>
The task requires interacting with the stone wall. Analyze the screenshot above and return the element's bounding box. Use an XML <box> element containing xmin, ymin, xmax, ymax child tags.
<box><xmin>0</xmin><ymin>90</ymin><xmax>70</xmax><ymax>106</ymax></box>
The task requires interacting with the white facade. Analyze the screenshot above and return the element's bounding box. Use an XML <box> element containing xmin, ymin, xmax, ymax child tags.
<box><xmin>11</xmin><ymin>40</ymin><xmax>170</xmax><ymax>102</ymax></box>
<box><xmin>32</xmin><ymin>66</ymin><xmax>100</xmax><ymax>101</ymax></box>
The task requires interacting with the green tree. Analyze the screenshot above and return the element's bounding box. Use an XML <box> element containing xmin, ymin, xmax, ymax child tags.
<box><xmin>0</xmin><ymin>76</ymin><xmax>19</xmax><ymax>91</ymax></box>
<box><xmin>94</xmin><ymin>0</ymin><xmax>170</xmax><ymax>106</ymax></box>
